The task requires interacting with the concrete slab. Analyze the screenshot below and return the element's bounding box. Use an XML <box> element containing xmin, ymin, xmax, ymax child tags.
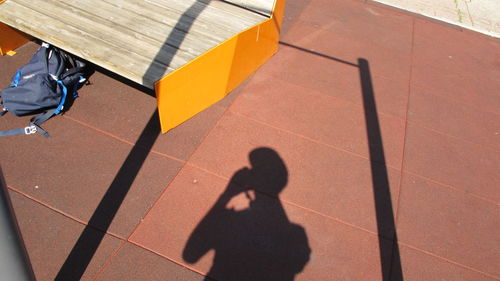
<box><xmin>373</xmin><ymin>0</ymin><xmax>500</xmax><ymax>37</ymax></box>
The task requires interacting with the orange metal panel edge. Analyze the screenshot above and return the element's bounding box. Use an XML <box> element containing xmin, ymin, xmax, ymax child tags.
<box><xmin>154</xmin><ymin>0</ymin><xmax>286</xmax><ymax>133</ymax></box>
<box><xmin>0</xmin><ymin>22</ymin><xmax>30</xmax><ymax>56</ymax></box>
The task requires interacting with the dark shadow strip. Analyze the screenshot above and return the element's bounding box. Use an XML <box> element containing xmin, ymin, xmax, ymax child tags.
<box><xmin>358</xmin><ymin>58</ymin><xmax>403</xmax><ymax>281</ymax></box>
<box><xmin>142</xmin><ymin>1</ymin><xmax>211</xmax><ymax>85</ymax></box>
<box><xmin>56</xmin><ymin>2</ymin><xmax>210</xmax><ymax>279</ymax></box>
<box><xmin>55</xmin><ymin>110</ymin><xmax>160</xmax><ymax>281</ymax></box>
<box><xmin>279</xmin><ymin>41</ymin><xmax>358</xmax><ymax>67</ymax></box>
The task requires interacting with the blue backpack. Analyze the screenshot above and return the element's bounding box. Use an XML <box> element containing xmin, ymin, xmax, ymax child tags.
<box><xmin>0</xmin><ymin>43</ymin><xmax>92</xmax><ymax>137</ymax></box>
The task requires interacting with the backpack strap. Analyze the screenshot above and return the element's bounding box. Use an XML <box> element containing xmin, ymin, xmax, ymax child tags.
<box><xmin>0</xmin><ymin>126</ymin><xmax>23</xmax><ymax>136</ymax></box>
<box><xmin>10</xmin><ymin>69</ymin><xmax>22</xmax><ymax>87</ymax></box>
<box><xmin>60</xmin><ymin>67</ymin><xmax>87</xmax><ymax>80</ymax></box>
<box><xmin>0</xmin><ymin>107</ymin><xmax>55</xmax><ymax>138</ymax></box>
<box><xmin>54</xmin><ymin>80</ymin><xmax>68</xmax><ymax>115</ymax></box>
<box><xmin>0</xmin><ymin>124</ymin><xmax>38</xmax><ymax>137</ymax></box>
<box><xmin>0</xmin><ymin>120</ymin><xmax>49</xmax><ymax>137</ymax></box>
<box><xmin>29</xmin><ymin>108</ymin><xmax>55</xmax><ymax>138</ymax></box>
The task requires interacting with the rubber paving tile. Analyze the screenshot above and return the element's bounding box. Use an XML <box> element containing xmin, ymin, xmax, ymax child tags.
<box><xmin>256</xmin><ymin>44</ymin><xmax>411</xmax><ymax>120</ymax></box>
<box><xmin>396</xmin><ymin>173</ymin><xmax>500</xmax><ymax>278</ymax></box>
<box><xmin>130</xmin><ymin>165</ymin><xmax>393</xmax><ymax>281</ymax></box>
<box><xmin>280</xmin><ymin>0</ymin><xmax>414</xmax><ymax>83</ymax></box>
<box><xmin>402</xmin><ymin>123</ymin><xmax>500</xmax><ymax>202</ymax></box>
<box><xmin>8</xmin><ymin>190</ymin><xmax>122</xmax><ymax>281</ymax></box>
<box><xmin>94</xmin><ymin>243</ymin><xmax>208</xmax><ymax>281</ymax></box>
<box><xmin>411</xmin><ymin>19</ymin><xmax>500</xmax><ymax>114</ymax></box>
<box><xmin>408</xmin><ymin>88</ymin><xmax>500</xmax><ymax>151</ymax></box>
<box><xmin>0</xmin><ymin>112</ymin><xmax>183</xmax><ymax>238</ymax></box>
<box><xmin>65</xmin><ymin>67</ymin><xmax>227</xmax><ymax>161</ymax></box>
<box><xmin>412</xmin><ymin>18</ymin><xmax>500</xmax><ymax>82</ymax></box>
<box><xmin>229</xmin><ymin>72</ymin><xmax>406</xmax><ymax>168</ymax></box>
<box><xmin>281</xmin><ymin>19</ymin><xmax>413</xmax><ymax>83</ymax></box>
<box><xmin>187</xmin><ymin>112</ymin><xmax>401</xmax><ymax>237</ymax></box>
<box><xmin>392</xmin><ymin>245</ymin><xmax>497</xmax><ymax>281</ymax></box>
<box><xmin>411</xmin><ymin>63</ymin><xmax>500</xmax><ymax>115</ymax></box>
<box><xmin>286</xmin><ymin>0</ymin><xmax>414</xmax><ymax>51</ymax></box>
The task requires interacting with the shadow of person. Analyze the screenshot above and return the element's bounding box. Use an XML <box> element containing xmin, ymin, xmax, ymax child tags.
<box><xmin>183</xmin><ymin>147</ymin><xmax>311</xmax><ymax>281</ymax></box>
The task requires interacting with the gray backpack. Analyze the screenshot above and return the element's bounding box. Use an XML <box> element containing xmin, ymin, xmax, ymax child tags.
<box><xmin>0</xmin><ymin>43</ymin><xmax>92</xmax><ymax>137</ymax></box>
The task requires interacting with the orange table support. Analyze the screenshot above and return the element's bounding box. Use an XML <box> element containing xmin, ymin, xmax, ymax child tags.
<box><xmin>0</xmin><ymin>22</ymin><xmax>30</xmax><ymax>56</ymax></box>
<box><xmin>154</xmin><ymin>0</ymin><xmax>286</xmax><ymax>133</ymax></box>
<box><xmin>0</xmin><ymin>0</ymin><xmax>285</xmax><ymax>133</ymax></box>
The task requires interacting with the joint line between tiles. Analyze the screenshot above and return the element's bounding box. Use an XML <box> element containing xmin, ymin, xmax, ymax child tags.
<box><xmin>125</xmin><ymin>161</ymin><xmax>190</xmax><ymax>241</ymax></box>
<box><xmin>399</xmin><ymin>242</ymin><xmax>500</xmax><ymax>280</ymax></box>
<box><xmin>7</xmin><ymin>184</ymin><xmax>89</xmax><ymax>226</ymax></box>
<box><xmin>237</xmin><ymin>72</ymin><xmax>500</xmax><ymax>156</ymax></box>
<box><xmin>62</xmin><ymin>115</ymin><xmax>135</xmax><ymax>146</ymax></box>
<box><xmin>230</xmin><ymin>108</ymin><xmax>499</xmax><ymax>206</ymax></box>
<box><xmin>90</xmin><ymin>240</ymin><xmax>127</xmax><ymax>281</ymax></box>
<box><xmin>259</xmin><ymin>60</ymin><xmax>407</xmax><ymax>123</ymax></box>
<box><xmin>403</xmin><ymin>171</ymin><xmax>499</xmax><ymax>206</ymax></box>
<box><xmin>126</xmin><ymin>100</ymin><xmax>238</xmax><ymax>241</ymax></box>
<box><xmin>127</xmin><ymin>240</ymin><xmax>211</xmax><ymax>278</ymax></box>
<box><xmin>411</xmin><ymin>83</ymin><xmax>500</xmax><ymax>118</ymax></box>
<box><xmin>388</xmin><ymin>16</ymin><xmax>416</xmax><ymax>280</ymax></box>
<box><xmin>408</xmin><ymin>120</ymin><xmax>500</xmax><ymax>154</ymax></box>
<box><xmin>278</xmin><ymin>41</ymin><xmax>499</xmax><ymax>150</ymax></box>
<box><xmin>7</xmin><ymin>184</ymin><xmax>129</xmax><ymax>240</ymax></box>
<box><xmin>395</xmin><ymin>16</ymin><xmax>416</xmax><ymax>227</ymax></box>
<box><xmin>62</xmin><ymin>115</ymin><xmax>186</xmax><ymax>163</ymax></box>
<box><xmin>184</xmin><ymin>162</ymin><xmax>390</xmax><ymax>240</ymax></box>
<box><xmin>229</xmin><ymin>110</ymin><xmax>402</xmax><ymax>170</ymax></box>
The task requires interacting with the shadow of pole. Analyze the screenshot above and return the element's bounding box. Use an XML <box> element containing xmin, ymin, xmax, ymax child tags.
<box><xmin>358</xmin><ymin>58</ymin><xmax>404</xmax><ymax>281</ymax></box>
<box><xmin>56</xmin><ymin>1</ymin><xmax>211</xmax><ymax>280</ymax></box>
<box><xmin>142</xmin><ymin>0</ymin><xmax>211</xmax><ymax>86</ymax></box>
<box><xmin>55</xmin><ymin>110</ymin><xmax>160</xmax><ymax>281</ymax></box>
<box><xmin>241</xmin><ymin>40</ymin><xmax>405</xmax><ymax>280</ymax></box>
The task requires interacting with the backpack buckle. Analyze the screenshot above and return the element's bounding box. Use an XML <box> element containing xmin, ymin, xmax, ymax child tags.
<box><xmin>24</xmin><ymin>125</ymin><xmax>37</xmax><ymax>135</ymax></box>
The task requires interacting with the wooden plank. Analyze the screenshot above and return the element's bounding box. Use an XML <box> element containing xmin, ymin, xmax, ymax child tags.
<box><xmin>13</xmin><ymin>0</ymin><xmax>196</xmax><ymax>64</ymax></box>
<box><xmin>96</xmin><ymin>0</ymin><xmax>265</xmax><ymax>53</ymax></box>
<box><xmin>19</xmin><ymin>0</ymin><xmax>211</xmax><ymax>62</ymax></box>
<box><xmin>150</xmin><ymin>0</ymin><xmax>266</xmax><ymax>27</ymax></box>
<box><xmin>0</xmin><ymin>0</ymin><xmax>268</xmax><ymax>88</ymax></box>
<box><xmin>0</xmin><ymin>1</ymin><xmax>173</xmax><ymax>87</ymax></box>
<box><xmin>218</xmin><ymin>0</ymin><xmax>276</xmax><ymax>16</ymax></box>
<box><xmin>98</xmin><ymin>0</ymin><xmax>237</xmax><ymax>45</ymax></box>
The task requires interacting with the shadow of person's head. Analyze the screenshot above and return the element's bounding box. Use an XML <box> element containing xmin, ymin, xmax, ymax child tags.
<box><xmin>248</xmin><ymin>147</ymin><xmax>288</xmax><ymax>197</ymax></box>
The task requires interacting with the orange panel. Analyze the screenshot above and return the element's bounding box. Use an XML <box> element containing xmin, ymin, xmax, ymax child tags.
<box><xmin>0</xmin><ymin>22</ymin><xmax>30</xmax><ymax>56</ymax></box>
<box><xmin>154</xmin><ymin>0</ymin><xmax>286</xmax><ymax>133</ymax></box>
